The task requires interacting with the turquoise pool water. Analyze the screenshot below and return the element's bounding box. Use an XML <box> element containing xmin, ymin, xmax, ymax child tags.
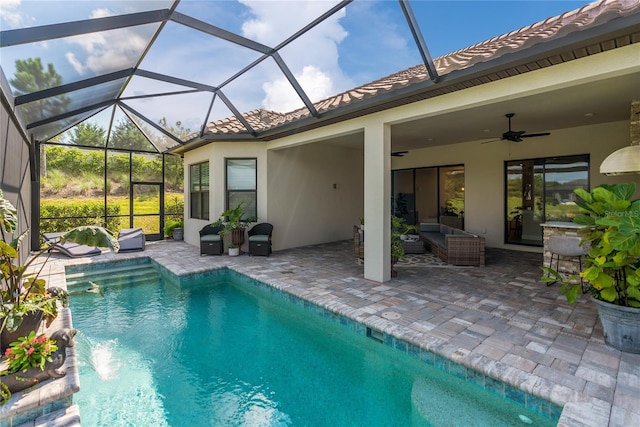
<box><xmin>67</xmin><ymin>262</ymin><xmax>559</xmax><ymax>426</ymax></box>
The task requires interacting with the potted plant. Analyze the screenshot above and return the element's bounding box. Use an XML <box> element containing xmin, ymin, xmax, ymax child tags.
<box><xmin>212</xmin><ymin>204</ymin><xmax>257</xmax><ymax>254</ymax></box>
<box><xmin>0</xmin><ymin>327</ymin><xmax>77</xmax><ymax>403</ymax></box>
<box><xmin>542</xmin><ymin>183</ymin><xmax>640</xmax><ymax>353</ymax></box>
<box><xmin>228</xmin><ymin>242</ymin><xmax>240</xmax><ymax>257</ymax></box>
<box><xmin>391</xmin><ymin>215</ymin><xmax>418</xmax><ymax>277</ymax></box>
<box><xmin>164</xmin><ymin>219</ymin><xmax>184</xmax><ymax>241</ymax></box>
<box><xmin>0</xmin><ymin>190</ymin><xmax>118</xmax><ymax>350</ymax></box>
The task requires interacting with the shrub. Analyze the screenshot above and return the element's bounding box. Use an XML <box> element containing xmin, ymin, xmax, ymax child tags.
<box><xmin>40</xmin><ymin>201</ymin><xmax>121</xmax><ymax>236</ymax></box>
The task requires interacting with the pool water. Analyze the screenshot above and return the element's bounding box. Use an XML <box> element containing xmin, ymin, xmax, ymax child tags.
<box><xmin>67</xmin><ymin>264</ymin><xmax>558</xmax><ymax>426</ymax></box>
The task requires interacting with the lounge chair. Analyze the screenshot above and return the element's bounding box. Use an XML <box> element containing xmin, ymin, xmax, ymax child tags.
<box><xmin>200</xmin><ymin>224</ymin><xmax>224</xmax><ymax>255</ymax></box>
<box><xmin>247</xmin><ymin>223</ymin><xmax>273</xmax><ymax>256</ymax></box>
<box><xmin>43</xmin><ymin>232</ymin><xmax>102</xmax><ymax>258</ymax></box>
<box><xmin>118</xmin><ymin>228</ymin><xmax>146</xmax><ymax>252</ymax></box>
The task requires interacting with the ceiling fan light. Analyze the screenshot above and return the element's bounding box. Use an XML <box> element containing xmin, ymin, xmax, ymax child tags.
<box><xmin>600</xmin><ymin>145</ymin><xmax>640</xmax><ymax>176</ymax></box>
<box><xmin>600</xmin><ymin>100</ymin><xmax>640</xmax><ymax>176</ymax></box>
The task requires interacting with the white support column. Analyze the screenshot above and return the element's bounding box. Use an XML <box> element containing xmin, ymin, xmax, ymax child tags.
<box><xmin>363</xmin><ymin>120</ymin><xmax>391</xmax><ymax>282</ymax></box>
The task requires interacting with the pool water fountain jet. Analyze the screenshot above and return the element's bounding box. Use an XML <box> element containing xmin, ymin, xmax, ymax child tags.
<box><xmin>74</xmin><ymin>331</ymin><xmax>122</xmax><ymax>381</ymax></box>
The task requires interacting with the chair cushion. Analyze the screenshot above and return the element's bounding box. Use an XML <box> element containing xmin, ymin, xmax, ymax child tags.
<box><xmin>248</xmin><ymin>235</ymin><xmax>270</xmax><ymax>242</ymax></box>
<box><xmin>201</xmin><ymin>234</ymin><xmax>221</xmax><ymax>242</ymax></box>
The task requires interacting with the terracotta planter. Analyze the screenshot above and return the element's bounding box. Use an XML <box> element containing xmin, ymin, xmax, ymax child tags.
<box><xmin>593</xmin><ymin>297</ymin><xmax>640</xmax><ymax>353</ymax></box>
<box><xmin>231</xmin><ymin>228</ymin><xmax>245</xmax><ymax>248</ymax></box>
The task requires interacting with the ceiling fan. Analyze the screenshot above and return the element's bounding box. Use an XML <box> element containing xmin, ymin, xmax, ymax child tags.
<box><xmin>392</xmin><ymin>151</ymin><xmax>408</xmax><ymax>157</ymax></box>
<box><xmin>484</xmin><ymin>113</ymin><xmax>551</xmax><ymax>143</ymax></box>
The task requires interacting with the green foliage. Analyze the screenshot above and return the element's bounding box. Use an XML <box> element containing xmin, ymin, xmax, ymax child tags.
<box><xmin>9</xmin><ymin>58</ymin><xmax>70</xmax><ymax>124</ymax></box>
<box><xmin>163</xmin><ymin>219</ymin><xmax>183</xmax><ymax>237</ymax></box>
<box><xmin>69</xmin><ymin>122</ymin><xmax>106</xmax><ymax>147</ymax></box>
<box><xmin>391</xmin><ymin>215</ymin><xmax>418</xmax><ymax>260</ymax></box>
<box><xmin>40</xmin><ymin>201</ymin><xmax>121</xmax><ymax>235</ymax></box>
<box><xmin>212</xmin><ymin>203</ymin><xmax>257</xmax><ymax>236</ymax></box>
<box><xmin>2</xmin><ymin>330</ymin><xmax>58</xmax><ymax>374</ymax></box>
<box><xmin>542</xmin><ymin>183</ymin><xmax>640</xmax><ymax>307</ymax></box>
<box><xmin>165</xmin><ymin>196</ymin><xmax>184</xmax><ymax>223</ymax></box>
<box><xmin>109</xmin><ymin>119</ymin><xmax>154</xmax><ymax>151</ymax></box>
<box><xmin>42</xmin><ymin>146</ymin><xmax>183</xmax><ymax>193</ymax></box>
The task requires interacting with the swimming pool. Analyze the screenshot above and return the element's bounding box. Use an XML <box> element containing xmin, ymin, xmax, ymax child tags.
<box><xmin>66</xmin><ymin>260</ymin><xmax>560</xmax><ymax>426</ymax></box>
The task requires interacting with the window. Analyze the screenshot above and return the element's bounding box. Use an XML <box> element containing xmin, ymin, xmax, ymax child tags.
<box><xmin>505</xmin><ymin>154</ymin><xmax>589</xmax><ymax>246</ymax></box>
<box><xmin>226</xmin><ymin>158</ymin><xmax>257</xmax><ymax>219</ymax></box>
<box><xmin>190</xmin><ymin>162</ymin><xmax>209</xmax><ymax>220</ymax></box>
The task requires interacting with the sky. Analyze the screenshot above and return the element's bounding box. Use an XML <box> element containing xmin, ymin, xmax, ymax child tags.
<box><xmin>0</xmin><ymin>0</ymin><xmax>595</xmax><ymax>138</ymax></box>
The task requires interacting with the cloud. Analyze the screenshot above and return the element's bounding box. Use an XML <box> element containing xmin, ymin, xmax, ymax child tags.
<box><xmin>262</xmin><ymin>65</ymin><xmax>333</xmax><ymax>112</ymax></box>
<box><xmin>238</xmin><ymin>0</ymin><xmax>349</xmax><ymax>112</ymax></box>
<box><xmin>65</xmin><ymin>52</ymin><xmax>87</xmax><ymax>75</ymax></box>
<box><xmin>64</xmin><ymin>8</ymin><xmax>150</xmax><ymax>76</ymax></box>
<box><xmin>0</xmin><ymin>0</ymin><xmax>31</xmax><ymax>28</ymax></box>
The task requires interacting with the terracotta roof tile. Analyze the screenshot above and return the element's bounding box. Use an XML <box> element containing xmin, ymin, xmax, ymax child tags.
<box><xmin>196</xmin><ymin>0</ymin><xmax>640</xmax><ymax>140</ymax></box>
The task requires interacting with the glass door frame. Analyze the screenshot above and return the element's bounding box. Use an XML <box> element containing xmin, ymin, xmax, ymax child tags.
<box><xmin>130</xmin><ymin>181</ymin><xmax>164</xmax><ymax>241</ymax></box>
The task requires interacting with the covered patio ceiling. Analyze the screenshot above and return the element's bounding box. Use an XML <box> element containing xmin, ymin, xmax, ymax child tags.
<box><xmin>1</xmin><ymin>0</ymin><xmax>639</xmax><ymax>155</ymax></box>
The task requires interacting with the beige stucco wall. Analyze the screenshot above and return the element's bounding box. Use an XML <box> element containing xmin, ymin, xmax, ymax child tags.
<box><xmin>267</xmin><ymin>141</ymin><xmax>364</xmax><ymax>250</ymax></box>
<box><xmin>182</xmin><ymin>141</ymin><xmax>268</xmax><ymax>248</ymax></box>
<box><xmin>392</xmin><ymin>120</ymin><xmax>638</xmax><ymax>250</ymax></box>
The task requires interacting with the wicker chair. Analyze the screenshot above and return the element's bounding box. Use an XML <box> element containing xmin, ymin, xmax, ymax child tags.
<box><xmin>248</xmin><ymin>223</ymin><xmax>273</xmax><ymax>256</ymax></box>
<box><xmin>199</xmin><ymin>224</ymin><xmax>224</xmax><ymax>255</ymax></box>
<box><xmin>353</xmin><ymin>225</ymin><xmax>364</xmax><ymax>262</ymax></box>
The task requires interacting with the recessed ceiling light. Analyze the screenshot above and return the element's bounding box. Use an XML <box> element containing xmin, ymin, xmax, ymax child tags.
<box><xmin>483</xmin><ymin>129</ymin><xmax>491</xmax><ymax>132</ymax></box>
<box><xmin>584</xmin><ymin>112</ymin><xmax>595</xmax><ymax>117</ymax></box>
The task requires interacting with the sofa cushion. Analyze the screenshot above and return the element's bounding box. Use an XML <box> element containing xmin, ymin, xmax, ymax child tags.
<box><xmin>420</xmin><ymin>223</ymin><xmax>440</xmax><ymax>233</ymax></box>
<box><xmin>248</xmin><ymin>235</ymin><xmax>270</xmax><ymax>242</ymax></box>
<box><xmin>201</xmin><ymin>234</ymin><xmax>221</xmax><ymax>242</ymax></box>
<box><xmin>421</xmin><ymin>232</ymin><xmax>446</xmax><ymax>247</ymax></box>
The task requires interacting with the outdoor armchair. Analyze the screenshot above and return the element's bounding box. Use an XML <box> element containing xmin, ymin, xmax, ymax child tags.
<box><xmin>200</xmin><ymin>224</ymin><xmax>224</xmax><ymax>255</ymax></box>
<box><xmin>247</xmin><ymin>223</ymin><xmax>273</xmax><ymax>256</ymax></box>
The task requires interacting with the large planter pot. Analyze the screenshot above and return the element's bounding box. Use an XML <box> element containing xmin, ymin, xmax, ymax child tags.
<box><xmin>231</xmin><ymin>228</ymin><xmax>245</xmax><ymax>248</ymax></box>
<box><xmin>173</xmin><ymin>228</ymin><xmax>184</xmax><ymax>241</ymax></box>
<box><xmin>1</xmin><ymin>311</ymin><xmax>44</xmax><ymax>353</ymax></box>
<box><xmin>592</xmin><ymin>297</ymin><xmax>640</xmax><ymax>353</ymax></box>
<box><xmin>0</xmin><ymin>366</ymin><xmax>46</xmax><ymax>393</ymax></box>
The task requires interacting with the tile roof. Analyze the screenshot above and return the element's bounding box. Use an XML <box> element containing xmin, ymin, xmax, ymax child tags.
<box><xmin>192</xmin><ymin>0</ymin><xmax>640</xmax><ymax>143</ymax></box>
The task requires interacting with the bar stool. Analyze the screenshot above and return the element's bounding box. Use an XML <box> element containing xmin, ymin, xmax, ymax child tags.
<box><xmin>546</xmin><ymin>235</ymin><xmax>589</xmax><ymax>292</ymax></box>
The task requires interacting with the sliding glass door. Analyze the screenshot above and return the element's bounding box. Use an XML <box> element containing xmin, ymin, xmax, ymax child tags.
<box><xmin>392</xmin><ymin>165</ymin><xmax>465</xmax><ymax>227</ymax></box>
<box><xmin>505</xmin><ymin>155</ymin><xmax>588</xmax><ymax>246</ymax></box>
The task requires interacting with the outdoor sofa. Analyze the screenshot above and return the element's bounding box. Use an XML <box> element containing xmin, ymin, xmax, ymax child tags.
<box><xmin>419</xmin><ymin>223</ymin><xmax>485</xmax><ymax>266</ymax></box>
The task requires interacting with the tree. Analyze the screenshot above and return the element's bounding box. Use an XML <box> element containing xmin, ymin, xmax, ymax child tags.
<box><xmin>69</xmin><ymin>122</ymin><xmax>106</xmax><ymax>148</ymax></box>
<box><xmin>10</xmin><ymin>58</ymin><xmax>71</xmax><ymax>177</ymax></box>
<box><xmin>158</xmin><ymin>117</ymin><xmax>191</xmax><ymax>139</ymax></box>
<box><xmin>10</xmin><ymin>58</ymin><xmax>70</xmax><ymax>125</ymax></box>
<box><xmin>109</xmin><ymin>119</ymin><xmax>154</xmax><ymax>151</ymax></box>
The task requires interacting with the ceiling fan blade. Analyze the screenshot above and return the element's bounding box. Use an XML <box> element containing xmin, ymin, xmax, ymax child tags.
<box><xmin>391</xmin><ymin>151</ymin><xmax>408</xmax><ymax>157</ymax></box>
<box><xmin>520</xmin><ymin>132</ymin><xmax>551</xmax><ymax>138</ymax></box>
<box><xmin>480</xmin><ymin>138</ymin><xmax>502</xmax><ymax>144</ymax></box>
